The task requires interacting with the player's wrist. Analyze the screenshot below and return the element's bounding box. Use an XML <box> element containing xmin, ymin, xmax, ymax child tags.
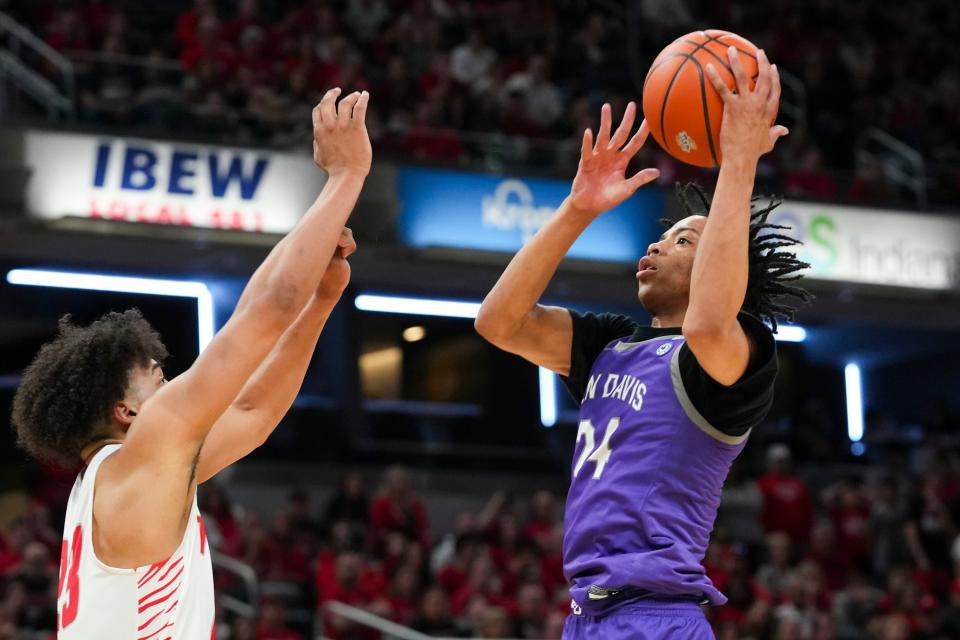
<box><xmin>561</xmin><ymin>196</ymin><xmax>602</xmax><ymax>225</ymax></box>
<box><xmin>718</xmin><ymin>151</ymin><xmax>758</xmax><ymax>175</ymax></box>
<box><xmin>324</xmin><ymin>165</ymin><xmax>369</xmax><ymax>180</ymax></box>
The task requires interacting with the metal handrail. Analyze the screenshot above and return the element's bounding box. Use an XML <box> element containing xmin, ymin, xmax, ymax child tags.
<box><xmin>856</xmin><ymin>127</ymin><xmax>928</xmax><ymax>208</ymax></box>
<box><xmin>212</xmin><ymin>551</ymin><xmax>259</xmax><ymax>618</ymax></box>
<box><xmin>323</xmin><ymin>601</ymin><xmax>525</xmax><ymax>640</ymax></box>
<box><xmin>0</xmin><ymin>11</ymin><xmax>75</xmax><ymax>117</ymax></box>
<box><xmin>776</xmin><ymin>68</ymin><xmax>807</xmax><ymax>132</ymax></box>
<box><xmin>68</xmin><ymin>49</ymin><xmax>182</xmax><ymax>71</ymax></box>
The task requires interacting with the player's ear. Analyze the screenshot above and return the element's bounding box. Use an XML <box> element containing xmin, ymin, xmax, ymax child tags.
<box><xmin>113</xmin><ymin>401</ymin><xmax>138</xmax><ymax>426</ymax></box>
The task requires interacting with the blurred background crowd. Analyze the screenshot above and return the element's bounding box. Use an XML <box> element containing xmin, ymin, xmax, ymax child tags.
<box><xmin>6</xmin><ymin>421</ymin><xmax>960</xmax><ymax>639</ymax></box>
<box><xmin>6</xmin><ymin>0</ymin><xmax>960</xmax><ymax>206</ymax></box>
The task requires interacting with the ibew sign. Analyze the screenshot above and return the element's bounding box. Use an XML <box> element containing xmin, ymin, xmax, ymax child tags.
<box><xmin>397</xmin><ymin>167</ymin><xmax>663</xmax><ymax>263</ymax></box>
<box><xmin>25</xmin><ymin>130</ymin><xmax>324</xmax><ymax>233</ymax></box>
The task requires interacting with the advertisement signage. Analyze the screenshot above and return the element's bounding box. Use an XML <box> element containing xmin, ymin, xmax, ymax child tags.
<box><xmin>397</xmin><ymin>167</ymin><xmax>664</xmax><ymax>264</ymax></box>
<box><xmin>24</xmin><ymin>130</ymin><xmax>324</xmax><ymax>233</ymax></box>
<box><xmin>773</xmin><ymin>201</ymin><xmax>960</xmax><ymax>291</ymax></box>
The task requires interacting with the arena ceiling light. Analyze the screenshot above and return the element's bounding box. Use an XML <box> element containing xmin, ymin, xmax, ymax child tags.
<box><xmin>354</xmin><ymin>294</ymin><xmax>481</xmax><ymax>319</ymax></box>
<box><xmin>844</xmin><ymin>363</ymin><xmax>864</xmax><ymax>452</ymax></box>
<box><xmin>6</xmin><ymin>268</ymin><xmax>215</xmax><ymax>353</ymax></box>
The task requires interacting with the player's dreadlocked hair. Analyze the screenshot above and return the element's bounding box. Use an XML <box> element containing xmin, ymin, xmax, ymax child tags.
<box><xmin>667</xmin><ymin>182</ymin><xmax>813</xmax><ymax>332</ymax></box>
<box><xmin>11</xmin><ymin>309</ymin><xmax>168</xmax><ymax>467</ymax></box>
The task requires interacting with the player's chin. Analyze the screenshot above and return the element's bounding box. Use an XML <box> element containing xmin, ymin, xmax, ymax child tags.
<box><xmin>637</xmin><ymin>282</ymin><xmax>655</xmax><ymax>306</ymax></box>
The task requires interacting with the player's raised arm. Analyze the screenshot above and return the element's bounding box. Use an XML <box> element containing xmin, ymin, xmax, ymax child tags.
<box><xmin>475</xmin><ymin>102</ymin><xmax>659</xmax><ymax>374</ymax></box>
<box><xmin>99</xmin><ymin>89</ymin><xmax>372</xmax><ymax>565</ymax></box>
<box><xmin>195</xmin><ymin>228</ymin><xmax>356</xmax><ymax>483</ymax></box>
<box><xmin>683</xmin><ymin>48</ymin><xmax>788</xmax><ymax>386</ymax></box>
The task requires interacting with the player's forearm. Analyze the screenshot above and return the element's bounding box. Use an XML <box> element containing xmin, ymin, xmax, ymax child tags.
<box><xmin>231</xmin><ymin>294</ymin><xmax>336</xmax><ymax>422</ymax></box>
<box><xmin>683</xmin><ymin>157</ymin><xmax>756</xmax><ymax>336</ymax></box>
<box><xmin>235</xmin><ymin>173</ymin><xmax>364</xmax><ymax>322</ymax></box>
<box><xmin>475</xmin><ymin>197</ymin><xmax>591</xmax><ymax>340</ymax></box>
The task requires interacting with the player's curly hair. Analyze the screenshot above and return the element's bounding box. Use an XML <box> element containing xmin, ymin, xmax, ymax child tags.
<box><xmin>11</xmin><ymin>309</ymin><xmax>168</xmax><ymax>467</ymax></box>
<box><xmin>667</xmin><ymin>182</ymin><xmax>813</xmax><ymax>331</ymax></box>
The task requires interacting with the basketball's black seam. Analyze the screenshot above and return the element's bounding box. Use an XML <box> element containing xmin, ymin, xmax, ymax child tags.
<box><xmin>682</xmin><ymin>37</ymin><xmax>760</xmax><ymax>83</ymax></box>
<box><xmin>658</xmin><ymin>55</ymin><xmax>689</xmax><ymax>157</ymax></box>
<box><xmin>688</xmin><ymin>56</ymin><xmax>720</xmax><ymax>167</ymax></box>
<box><xmin>645</xmin><ymin>52</ymin><xmax>690</xmax><ymax>80</ymax></box>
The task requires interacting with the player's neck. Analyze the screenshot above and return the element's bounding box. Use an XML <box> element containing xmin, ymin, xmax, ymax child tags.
<box><xmin>80</xmin><ymin>436</ymin><xmax>125</xmax><ymax>466</ymax></box>
<box><xmin>650</xmin><ymin>311</ymin><xmax>685</xmax><ymax>329</ymax></box>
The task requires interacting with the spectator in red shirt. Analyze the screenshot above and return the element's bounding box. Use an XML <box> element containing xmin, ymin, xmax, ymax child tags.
<box><xmin>222</xmin><ymin>0</ymin><xmax>269</xmax><ymax>45</ymax></box>
<box><xmin>539</xmin><ymin>525</ymin><xmax>566</xmax><ymax>599</ymax></box>
<box><xmin>180</xmin><ymin>14</ymin><xmax>234</xmax><ymax>75</ymax></box>
<box><xmin>807</xmin><ymin>520</ymin><xmax>855</xmax><ymax>592</ymax></box>
<box><xmin>451</xmin><ymin>552</ymin><xmax>511</xmax><ymax>615</ymax></box>
<box><xmin>79</xmin><ymin>0</ymin><xmax>119</xmax><ymax>40</ymax></box>
<box><xmin>784</xmin><ymin>145</ymin><xmax>838</xmax><ymax>200</ymax></box>
<box><xmin>44</xmin><ymin>9</ymin><xmax>91</xmax><ymax>54</ymax></box>
<box><xmin>411</xmin><ymin>585</ymin><xmax>459</xmax><ymax>636</ymax></box>
<box><xmin>176</xmin><ymin>0</ymin><xmax>217</xmax><ymax>47</ymax></box>
<box><xmin>523</xmin><ymin>490</ymin><xmax>558</xmax><ymax>549</ymax></box>
<box><xmin>232</xmin><ymin>25</ymin><xmax>274</xmax><ymax>85</ymax></box>
<box><xmin>512</xmin><ymin>582</ymin><xmax>548</xmax><ymax>638</ymax></box>
<box><xmin>489</xmin><ymin>513</ymin><xmax>520</xmax><ymax>572</ymax></box>
<box><xmin>437</xmin><ymin>532</ymin><xmax>483</xmax><ymax>594</ymax></box>
<box><xmin>317</xmin><ymin>551</ymin><xmax>385</xmax><ymax>607</ymax></box>
<box><xmin>758</xmin><ymin>444</ymin><xmax>814</xmax><ymax>544</ymax></box>
<box><xmin>386</xmin><ymin>563</ymin><xmax>421</xmax><ymax>625</ymax></box>
<box><xmin>258</xmin><ymin>597</ymin><xmax>303</xmax><ymax>640</ymax></box>
<box><xmin>370</xmin><ymin>466</ymin><xmax>431</xmax><ymax>551</ymax></box>
<box><xmin>317</xmin><ymin>551</ymin><xmax>386</xmax><ymax>640</ymax></box>
<box><xmin>825</xmin><ymin>480</ymin><xmax>872</xmax><ymax>567</ymax></box>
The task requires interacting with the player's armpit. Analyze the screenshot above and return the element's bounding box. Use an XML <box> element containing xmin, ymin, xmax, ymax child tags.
<box><xmin>194</xmin><ymin>405</ymin><xmax>273</xmax><ymax>484</ymax></box>
<box><xmin>476</xmin><ymin>304</ymin><xmax>573</xmax><ymax>376</ymax></box>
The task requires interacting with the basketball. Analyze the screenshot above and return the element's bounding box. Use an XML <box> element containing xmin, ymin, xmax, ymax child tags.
<box><xmin>642</xmin><ymin>30</ymin><xmax>767</xmax><ymax>168</ymax></box>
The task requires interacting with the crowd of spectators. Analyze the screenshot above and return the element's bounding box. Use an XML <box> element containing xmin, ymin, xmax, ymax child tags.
<box><xmin>4</xmin><ymin>432</ymin><xmax>960</xmax><ymax>639</ymax></box>
<box><xmin>8</xmin><ymin>0</ymin><xmax>960</xmax><ymax>206</ymax></box>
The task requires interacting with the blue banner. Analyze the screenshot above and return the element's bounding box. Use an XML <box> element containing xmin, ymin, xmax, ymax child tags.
<box><xmin>396</xmin><ymin>167</ymin><xmax>664</xmax><ymax>263</ymax></box>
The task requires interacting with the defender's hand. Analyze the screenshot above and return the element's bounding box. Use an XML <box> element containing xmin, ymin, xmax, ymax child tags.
<box><xmin>316</xmin><ymin>227</ymin><xmax>356</xmax><ymax>301</ymax></box>
<box><xmin>705</xmin><ymin>48</ymin><xmax>788</xmax><ymax>164</ymax></box>
<box><xmin>569</xmin><ymin>102</ymin><xmax>660</xmax><ymax>219</ymax></box>
<box><xmin>312</xmin><ymin>89</ymin><xmax>372</xmax><ymax>178</ymax></box>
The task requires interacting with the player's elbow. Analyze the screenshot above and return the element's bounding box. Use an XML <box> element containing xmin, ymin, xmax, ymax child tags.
<box><xmin>474</xmin><ymin>310</ymin><xmax>515</xmax><ymax>347</ymax></box>
<box><xmin>249</xmin><ymin>276</ymin><xmax>305</xmax><ymax>327</ymax></box>
<box><xmin>681</xmin><ymin>317</ymin><xmax>728</xmax><ymax>347</ymax></box>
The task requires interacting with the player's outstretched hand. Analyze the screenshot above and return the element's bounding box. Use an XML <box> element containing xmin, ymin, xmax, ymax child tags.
<box><xmin>570</xmin><ymin>102</ymin><xmax>660</xmax><ymax>218</ymax></box>
<box><xmin>705</xmin><ymin>47</ymin><xmax>788</xmax><ymax>164</ymax></box>
<box><xmin>316</xmin><ymin>227</ymin><xmax>356</xmax><ymax>301</ymax></box>
<box><xmin>312</xmin><ymin>88</ymin><xmax>372</xmax><ymax>178</ymax></box>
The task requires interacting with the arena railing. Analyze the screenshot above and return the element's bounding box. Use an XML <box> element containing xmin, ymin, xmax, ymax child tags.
<box><xmin>0</xmin><ymin>11</ymin><xmax>74</xmax><ymax>119</ymax></box>
<box><xmin>322</xmin><ymin>600</ymin><xmax>525</xmax><ymax>640</ymax></box>
<box><xmin>856</xmin><ymin>127</ymin><xmax>928</xmax><ymax>209</ymax></box>
<box><xmin>212</xmin><ymin>550</ymin><xmax>260</xmax><ymax>619</ymax></box>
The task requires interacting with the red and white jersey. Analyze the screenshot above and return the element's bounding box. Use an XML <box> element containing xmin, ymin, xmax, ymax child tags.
<box><xmin>57</xmin><ymin>444</ymin><xmax>215</xmax><ymax>639</ymax></box>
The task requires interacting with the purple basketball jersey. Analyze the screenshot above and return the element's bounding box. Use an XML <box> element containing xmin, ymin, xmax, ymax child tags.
<box><xmin>563</xmin><ymin>335</ymin><xmax>749</xmax><ymax>615</ymax></box>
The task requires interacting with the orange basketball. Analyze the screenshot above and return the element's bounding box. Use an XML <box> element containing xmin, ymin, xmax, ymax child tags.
<box><xmin>642</xmin><ymin>30</ymin><xmax>767</xmax><ymax>168</ymax></box>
